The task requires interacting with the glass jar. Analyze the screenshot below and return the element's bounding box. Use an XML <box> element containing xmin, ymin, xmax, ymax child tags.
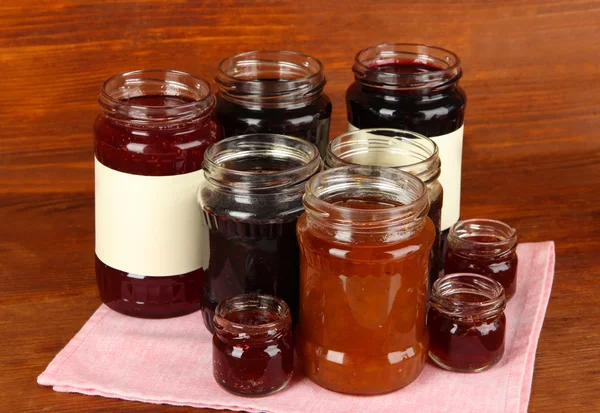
<box><xmin>428</xmin><ymin>273</ymin><xmax>506</xmax><ymax>372</ymax></box>
<box><xmin>94</xmin><ymin>70</ymin><xmax>221</xmax><ymax>318</ymax></box>
<box><xmin>213</xmin><ymin>293</ymin><xmax>294</xmax><ymax>397</ymax></box>
<box><xmin>199</xmin><ymin>134</ymin><xmax>322</xmax><ymax>332</ymax></box>
<box><xmin>296</xmin><ymin>165</ymin><xmax>434</xmax><ymax>395</ymax></box>
<box><xmin>445</xmin><ymin>219</ymin><xmax>518</xmax><ymax>299</ymax></box>
<box><xmin>325</xmin><ymin>128</ymin><xmax>443</xmax><ymax>284</ymax></box>
<box><xmin>215</xmin><ymin>51</ymin><xmax>332</xmax><ymax>156</ymax></box>
<box><xmin>346</xmin><ymin>44</ymin><xmax>466</xmax><ymax>234</ymax></box>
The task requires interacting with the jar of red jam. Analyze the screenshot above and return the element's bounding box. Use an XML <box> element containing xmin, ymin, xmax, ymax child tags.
<box><xmin>325</xmin><ymin>128</ymin><xmax>443</xmax><ymax>283</ymax></box>
<box><xmin>94</xmin><ymin>70</ymin><xmax>221</xmax><ymax>318</ymax></box>
<box><xmin>213</xmin><ymin>293</ymin><xmax>294</xmax><ymax>397</ymax></box>
<box><xmin>215</xmin><ymin>51</ymin><xmax>332</xmax><ymax>156</ymax></box>
<box><xmin>199</xmin><ymin>134</ymin><xmax>322</xmax><ymax>332</ymax></box>
<box><xmin>296</xmin><ymin>165</ymin><xmax>434</xmax><ymax>395</ymax></box>
<box><xmin>446</xmin><ymin>219</ymin><xmax>518</xmax><ymax>299</ymax></box>
<box><xmin>428</xmin><ymin>273</ymin><xmax>506</xmax><ymax>372</ymax></box>
<box><xmin>346</xmin><ymin>44</ymin><xmax>466</xmax><ymax>236</ymax></box>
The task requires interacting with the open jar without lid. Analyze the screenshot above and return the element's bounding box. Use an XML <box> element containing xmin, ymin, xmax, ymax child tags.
<box><xmin>445</xmin><ymin>219</ymin><xmax>518</xmax><ymax>299</ymax></box>
<box><xmin>428</xmin><ymin>273</ymin><xmax>506</xmax><ymax>373</ymax></box>
<box><xmin>212</xmin><ymin>293</ymin><xmax>294</xmax><ymax>397</ymax></box>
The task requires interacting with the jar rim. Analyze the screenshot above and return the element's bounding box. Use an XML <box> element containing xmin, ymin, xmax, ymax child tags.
<box><xmin>448</xmin><ymin>218</ymin><xmax>518</xmax><ymax>257</ymax></box>
<box><xmin>326</xmin><ymin>128</ymin><xmax>440</xmax><ymax>182</ymax></box>
<box><xmin>353</xmin><ymin>43</ymin><xmax>462</xmax><ymax>90</ymax></box>
<box><xmin>99</xmin><ymin>69</ymin><xmax>215</xmax><ymax>121</ymax></box>
<box><xmin>214</xmin><ymin>293</ymin><xmax>291</xmax><ymax>334</ymax></box>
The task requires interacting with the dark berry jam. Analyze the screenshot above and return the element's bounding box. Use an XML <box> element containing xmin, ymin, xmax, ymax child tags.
<box><xmin>213</xmin><ymin>294</ymin><xmax>294</xmax><ymax>397</ymax></box>
<box><xmin>95</xmin><ymin>73</ymin><xmax>221</xmax><ymax>318</ymax></box>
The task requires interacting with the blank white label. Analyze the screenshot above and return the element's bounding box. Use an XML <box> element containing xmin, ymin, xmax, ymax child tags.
<box><xmin>95</xmin><ymin>158</ymin><xmax>209</xmax><ymax>277</ymax></box>
<box><xmin>348</xmin><ymin>123</ymin><xmax>464</xmax><ymax>230</ymax></box>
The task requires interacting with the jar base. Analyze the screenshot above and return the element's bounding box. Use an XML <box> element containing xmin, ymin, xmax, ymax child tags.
<box><xmin>214</xmin><ymin>374</ymin><xmax>292</xmax><ymax>397</ymax></box>
<box><xmin>428</xmin><ymin>351</ymin><xmax>499</xmax><ymax>373</ymax></box>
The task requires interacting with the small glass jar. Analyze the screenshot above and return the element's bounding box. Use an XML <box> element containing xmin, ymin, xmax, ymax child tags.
<box><xmin>94</xmin><ymin>70</ymin><xmax>221</xmax><ymax>318</ymax></box>
<box><xmin>199</xmin><ymin>134</ymin><xmax>322</xmax><ymax>332</ymax></box>
<box><xmin>213</xmin><ymin>293</ymin><xmax>294</xmax><ymax>397</ymax></box>
<box><xmin>296</xmin><ymin>165</ymin><xmax>434</xmax><ymax>395</ymax></box>
<box><xmin>445</xmin><ymin>219</ymin><xmax>518</xmax><ymax>300</ymax></box>
<box><xmin>346</xmin><ymin>44</ymin><xmax>466</xmax><ymax>234</ymax></box>
<box><xmin>428</xmin><ymin>273</ymin><xmax>506</xmax><ymax>372</ymax></box>
<box><xmin>215</xmin><ymin>51</ymin><xmax>332</xmax><ymax>156</ymax></box>
<box><xmin>325</xmin><ymin>128</ymin><xmax>443</xmax><ymax>284</ymax></box>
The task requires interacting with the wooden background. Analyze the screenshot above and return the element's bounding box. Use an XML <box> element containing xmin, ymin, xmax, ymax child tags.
<box><xmin>1</xmin><ymin>0</ymin><xmax>599</xmax><ymax>411</ymax></box>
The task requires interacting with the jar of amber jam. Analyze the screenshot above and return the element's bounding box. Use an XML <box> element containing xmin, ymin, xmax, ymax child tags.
<box><xmin>199</xmin><ymin>134</ymin><xmax>322</xmax><ymax>332</ymax></box>
<box><xmin>213</xmin><ymin>293</ymin><xmax>294</xmax><ymax>397</ymax></box>
<box><xmin>346</xmin><ymin>44</ymin><xmax>466</xmax><ymax>235</ymax></box>
<box><xmin>325</xmin><ymin>128</ymin><xmax>443</xmax><ymax>283</ymax></box>
<box><xmin>446</xmin><ymin>219</ymin><xmax>518</xmax><ymax>300</ymax></box>
<box><xmin>428</xmin><ymin>273</ymin><xmax>506</xmax><ymax>372</ymax></box>
<box><xmin>94</xmin><ymin>70</ymin><xmax>221</xmax><ymax>318</ymax></box>
<box><xmin>215</xmin><ymin>51</ymin><xmax>332</xmax><ymax>156</ymax></box>
<box><xmin>296</xmin><ymin>165</ymin><xmax>434</xmax><ymax>395</ymax></box>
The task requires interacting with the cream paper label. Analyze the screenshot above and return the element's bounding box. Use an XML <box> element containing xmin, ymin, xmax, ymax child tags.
<box><xmin>348</xmin><ymin>123</ymin><xmax>464</xmax><ymax>230</ymax></box>
<box><xmin>95</xmin><ymin>158</ymin><xmax>209</xmax><ymax>276</ymax></box>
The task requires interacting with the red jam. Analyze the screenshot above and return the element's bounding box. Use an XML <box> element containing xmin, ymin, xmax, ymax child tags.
<box><xmin>212</xmin><ymin>294</ymin><xmax>294</xmax><ymax>397</ymax></box>
<box><xmin>94</xmin><ymin>71</ymin><xmax>221</xmax><ymax>318</ymax></box>
<box><xmin>428</xmin><ymin>274</ymin><xmax>506</xmax><ymax>372</ymax></box>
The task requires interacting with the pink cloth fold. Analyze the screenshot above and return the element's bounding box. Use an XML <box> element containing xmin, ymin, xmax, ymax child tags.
<box><xmin>38</xmin><ymin>241</ymin><xmax>555</xmax><ymax>413</ymax></box>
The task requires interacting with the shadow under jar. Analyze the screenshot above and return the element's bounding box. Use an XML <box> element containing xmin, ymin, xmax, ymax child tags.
<box><xmin>325</xmin><ymin>128</ymin><xmax>443</xmax><ymax>284</ymax></box>
<box><xmin>445</xmin><ymin>219</ymin><xmax>518</xmax><ymax>300</ymax></box>
<box><xmin>428</xmin><ymin>273</ymin><xmax>507</xmax><ymax>372</ymax></box>
<box><xmin>346</xmin><ymin>44</ymin><xmax>466</xmax><ymax>237</ymax></box>
<box><xmin>296</xmin><ymin>165</ymin><xmax>435</xmax><ymax>395</ymax></box>
<box><xmin>213</xmin><ymin>293</ymin><xmax>294</xmax><ymax>397</ymax></box>
<box><xmin>215</xmin><ymin>51</ymin><xmax>332</xmax><ymax>156</ymax></box>
<box><xmin>198</xmin><ymin>134</ymin><xmax>322</xmax><ymax>333</ymax></box>
<box><xmin>94</xmin><ymin>70</ymin><xmax>221</xmax><ymax>318</ymax></box>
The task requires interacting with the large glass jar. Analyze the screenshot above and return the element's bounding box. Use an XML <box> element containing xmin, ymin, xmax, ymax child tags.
<box><xmin>94</xmin><ymin>70</ymin><xmax>221</xmax><ymax>318</ymax></box>
<box><xmin>346</xmin><ymin>44</ymin><xmax>466</xmax><ymax>235</ymax></box>
<box><xmin>215</xmin><ymin>51</ymin><xmax>332</xmax><ymax>156</ymax></box>
<box><xmin>325</xmin><ymin>128</ymin><xmax>443</xmax><ymax>284</ymax></box>
<box><xmin>296</xmin><ymin>165</ymin><xmax>434</xmax><ymax>395</ymax></box>
<box><xmin>199</xmin><ymin>134</ymin><xmax>322</xmax><ymax>333</ymax></box>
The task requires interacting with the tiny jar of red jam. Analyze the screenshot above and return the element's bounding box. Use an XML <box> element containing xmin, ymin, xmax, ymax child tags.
<box><xmin>325</xmin><ymin>128</ymin><xmax>443</xmax><ymax>284</ymax></box>
<box><xmin>445</xmin><ymin>219</ymin><xmax>518</xmax><ymax>300</ymax></box>
<box><xmin>428</xmin><ymin>273</ymin><xmax>506</xmax><ymax>372</ymax></box>
<box><xmin>213</xmin><ymin>293</ymin><xmax>294</xmax><ymax>397</ymax></box>
<box><xmin>215</xmin><ymin>51</ymin><xmax>332</xmax><ymax>156</ymax></box>
<box><xmin>94</xmin><ymin>70</ymin><xmax>221</xmax><ymax>318</ymax></box>
<box><xmin>346</xmin><ymin>44</ymin><xmax>466</xmax><ymax>237</ymax></box>
<box><xmin>199</xmin><ymin>134</ymin><xmax>322</xmax><ymax>332</ymax></box>
<box><xmin>297</xmin><ymin>165</ymin><xmax>434</xmax><ymax>395</ymax></box>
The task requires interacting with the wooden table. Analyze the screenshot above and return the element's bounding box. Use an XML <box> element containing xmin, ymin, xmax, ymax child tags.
<box><xmin>1</xmin><ymin>0</ymin><xmax>599</xmax><ymax>411</ymax></box>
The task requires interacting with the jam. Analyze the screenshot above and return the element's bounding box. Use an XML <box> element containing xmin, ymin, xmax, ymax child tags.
<box><xmin>215</xmin><ymin>51</ymin><xmax>332</xmax><ymax>155</ymax></box>
<box><xmin>346</xmin><ymin>44</ymin><xmax>466</xmax><ymax>235</ymax></box>
<box><xmin>199</xmin><ymin>134</ymin><xmax>321</xmax><ymax>332</ymax></box>
<box><xmin>94</xmin><ymin>70</ymin><xmax>221</xmax><ymax>318</ymax></box>
<box><xmin>445</xmin><ymin>219</ymin><xmax>518</xmax><ymax>299</ymax></box>
<box><xmin>212</xmin><ymin>294</ymin><xmax>294</xmax><ymax>397</ymax></box>
<box><xmin>428</xmin><ymin>273</ymin><xmax>506</xmax><ymax>372</ymax></box>
<box><xmin>296</xmin><ymin>165</ymin><xmax>434</xmax><ymax>395</ymax></box>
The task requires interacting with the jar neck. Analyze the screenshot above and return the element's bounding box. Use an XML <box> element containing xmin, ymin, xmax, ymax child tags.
<box><xmin>431</xmin><ymin>273</ymin><xmax>506</xmax><ymax>322</ymax></box>
<box><xmin>98</xmin><ymin>70</ymin><xmax>215</xmax><ymax>125</ymax></box>
<box><xmin>216</xmin><ymin>51</ymin><xmax>326</xmax><ymax>109</ymax></box>
<box><xmin>353</xmin><ymin>44</ymin><xmax>462</xmax><ymax>93</ymax></box>
<box><xmin>448</xmin><ymin>219</ymin><xmax>518</xmax><ymax>260</ymax></box>
<box><xmin>325</xmin><ymin>129</ymin><xmax>440</xmax><ymax>183</ymax></box>
<box><xmin>302</xmin><ymin>165</ymin><xmax>430</xmax><ymax>242</ymax></box>
<box><xmin>213</xmin><ymin>294</ymin><xmax>291</xmax><ymax>342</ymax></box>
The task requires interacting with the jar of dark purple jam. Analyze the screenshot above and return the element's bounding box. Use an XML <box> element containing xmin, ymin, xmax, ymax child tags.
<box><xmin>346</xmin><ymin>44</ymin><xmax>466</xmax><ymax>237</ymax></box>
<box><xmin>198</xmin><ymin>134</ymin><xmax>322</xmax><ymax>332</ymax></box>
<box><xmin>94</xmin><ymin>70</ymin><xmax>222</xmax><ymax>318</ymax></box>
<box><xmin>215</xmin><ymin>51</ymin><xmax>332</xmax><ymax>156</ymax></box>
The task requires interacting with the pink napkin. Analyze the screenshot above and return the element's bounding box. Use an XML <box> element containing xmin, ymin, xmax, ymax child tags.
<box><xmin>38</xmin><ymin>241</ymin><xmax>555</xmax><ymax>413</ymax></box>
